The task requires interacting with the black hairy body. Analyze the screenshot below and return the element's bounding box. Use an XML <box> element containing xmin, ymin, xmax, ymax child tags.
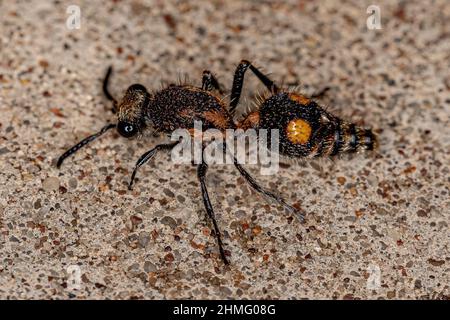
<box><xmin>147</xmin><ymin>85</ymin><xmax>234</xmax><ymax>132</ymax></box>
<box><xmin>254</xmin><ymin>92</ymin><xmax>377</xmax><ymax>158</ymax></box>
<box><xmin>57</xmin><ymin>60</ymin><xmax>378</xmax><ymax>265</ymax></box>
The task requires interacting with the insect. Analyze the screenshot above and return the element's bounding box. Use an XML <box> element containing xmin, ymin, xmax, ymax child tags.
<box><xmin>57</xmin><ymin>60</ymin><xmax>378</xmax><ymax>265</ymax></box>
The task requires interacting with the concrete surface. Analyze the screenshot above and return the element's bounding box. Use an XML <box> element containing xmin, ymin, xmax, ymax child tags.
<box><xmin>0</xmin><ymin>0</ymin><xmax>449</xmax><ymax>299</ymax></box>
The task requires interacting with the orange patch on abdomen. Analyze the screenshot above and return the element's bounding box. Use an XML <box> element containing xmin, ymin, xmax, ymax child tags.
<box><xmin>289</xmin><ymin>93</ymin><xmax>310</xmax><ymax>105</ymax></box>
<box><xmin>286</xmin><ymin>119</ymin><xmax>312</xmax><ymax>144</ymax></box>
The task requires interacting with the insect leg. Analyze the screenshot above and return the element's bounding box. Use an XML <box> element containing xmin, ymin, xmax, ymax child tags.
<box><xmin>233</xmin><ymin>160</ymin><xmax>306</xmax><ymax>223</ymax></box>
<box><xmin>229</xmin><ymin>60</ymin><xmax>279</xmax><ymax>115</ymax></box>
<box><xmin>103</xmin><ymin>66</ymin><xmax>118</xmax><ymax>113</ymax></box>
<box><xmin>197</xmin><ymin>160</ymin><xmax>229</xmax><ymax>265</ymax></box>
<box><xmin>57</xmin><ymin>123</ymin><xmax>116</xmax><ymax>168</ymax></box>
<box><xmin>201</xmin><ymin>70</ymin><xmax>223</xmax><ymax>94</ymax></box>
<box><xmin>128</xmin><ymin>141</ymin><xmax>180</xmax><ymax>190</ymax></box>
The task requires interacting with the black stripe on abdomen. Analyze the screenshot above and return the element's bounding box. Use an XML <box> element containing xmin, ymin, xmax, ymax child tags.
<box><xmin>348</xmin><ymin>123</ymin><xmax>358</xmax><ymax>153</ymax></box>
<box><xmin>363</xmin><ymin>129</ymin><xmax>376</xmax><ymax>151</ymax></box>
<box><xmin>329</xmin><ymin>119</ymin><xmax>343</xmax><ymax>156</ymax></box>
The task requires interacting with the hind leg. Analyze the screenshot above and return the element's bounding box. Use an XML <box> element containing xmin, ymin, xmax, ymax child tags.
<box><xmin>229</xmin><ymin>60</ymin><xmax>279</xmax><ymax>115</ymax></box>
<box><xmin>233</xmin><ymin>160</ymin><xmax>306</xmax><ymax>223</ymax></box>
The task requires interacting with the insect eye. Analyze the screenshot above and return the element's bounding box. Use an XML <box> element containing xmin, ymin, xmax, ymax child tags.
<box><xmin>117</xmin><ymin>121</ymin><xmax>137</xmax><ymax>138</ymax></box>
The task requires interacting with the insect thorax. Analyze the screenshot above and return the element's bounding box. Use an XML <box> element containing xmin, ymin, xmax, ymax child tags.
<box><xmin>146</xmin><ymin>85</ymin><xmax>232</xmax><ymax>133</ymax></box>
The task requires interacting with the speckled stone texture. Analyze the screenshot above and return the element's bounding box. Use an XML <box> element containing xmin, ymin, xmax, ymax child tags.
<box><xmin>0</xmin><ymin>0</ymin><xmax>449</xmax><ymax>300</ymax></box>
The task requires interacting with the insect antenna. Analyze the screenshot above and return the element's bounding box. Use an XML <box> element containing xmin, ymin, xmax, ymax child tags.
<box><xmin>56</xmin><ymin>123</ymin><xmax>116</xmax><ymax>168</ymax></box>
<box><xmin>102</xmin><ymin>66</ymin><xmax>118</xmax><ymax>113</ymax></box>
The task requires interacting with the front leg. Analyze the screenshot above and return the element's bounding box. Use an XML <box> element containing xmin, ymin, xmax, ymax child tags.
<box><xmin>128</xmin><ymin>141</ymin><xmax>179</xmax><ymax>190</ymax></box>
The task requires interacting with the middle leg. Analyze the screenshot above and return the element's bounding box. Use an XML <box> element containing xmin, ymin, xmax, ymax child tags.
<box><xmin>201</xmin><ymin>70</ymin><xmax>223</xmax><ymax>94</ymax></box>
<box><xmin>197</xmin><ymin>160</ymin><xmax>229</xmax><ymax>265</ymax></box>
